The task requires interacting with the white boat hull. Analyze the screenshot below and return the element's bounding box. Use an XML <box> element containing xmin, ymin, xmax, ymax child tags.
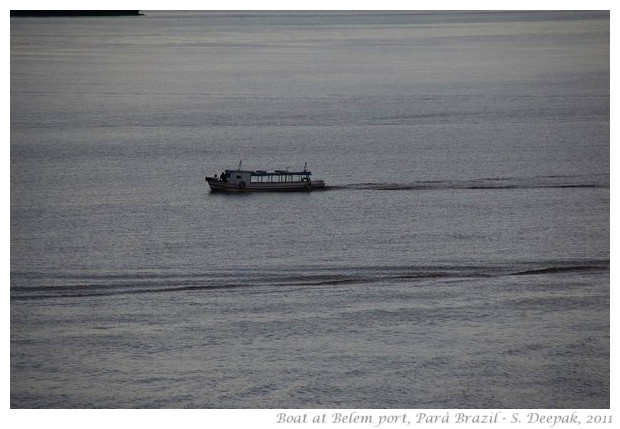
<box><xmin>206</xmin><ymin>177</ymin><xmax>325</xmax><ymax>192</ymax></box>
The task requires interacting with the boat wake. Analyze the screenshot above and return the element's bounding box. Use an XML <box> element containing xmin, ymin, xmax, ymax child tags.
<box><xmin>11</xmin><ymin>259</ymin><xmax>609</xmax><ymax>300</ymax></box>
<box><xmin>328</xmin><ymin>174</ymin><xmax>609</xmax><ymax>191</ymax></box>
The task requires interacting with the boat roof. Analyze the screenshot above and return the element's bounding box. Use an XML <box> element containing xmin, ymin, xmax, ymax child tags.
<box><xmin>225</xmin><ymin>169</ymin><xmax>312</xmax><ymax>176</ymax></box>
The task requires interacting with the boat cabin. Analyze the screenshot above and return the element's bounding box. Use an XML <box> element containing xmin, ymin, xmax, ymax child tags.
<box><xmin>221</xmin><ymin>169</ymin><xmax>312</xmax><ymax>186</ymax></box>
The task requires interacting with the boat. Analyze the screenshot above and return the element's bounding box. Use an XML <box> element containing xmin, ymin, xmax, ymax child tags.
<box><xmin>205</xmin><ymin>161</ymin><xmax>326</xmax><ymax>192</ymax></box>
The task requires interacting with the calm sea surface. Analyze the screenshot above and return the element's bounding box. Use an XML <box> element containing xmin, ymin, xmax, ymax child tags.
<box><xmin>10</xmin><ymin>11</ymin><xmax>609</xmax><ymax>408</ymax></box>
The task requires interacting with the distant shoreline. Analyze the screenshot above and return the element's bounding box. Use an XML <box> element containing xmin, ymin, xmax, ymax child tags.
<box><xmin>10</xmin><ymin>10</ymin><xmax>143</xmax><ymax>17</ymax></box>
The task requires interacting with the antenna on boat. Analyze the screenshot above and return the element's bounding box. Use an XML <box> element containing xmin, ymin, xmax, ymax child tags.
<box><xmin>238</xmin><ymin>159</ymin><xmax>242</xmax><ymax>170</ymax></box>
<box><xmin>304</xmin><ymin>162</ymin><xmax>307</xmax><ymax>171</ymax></box>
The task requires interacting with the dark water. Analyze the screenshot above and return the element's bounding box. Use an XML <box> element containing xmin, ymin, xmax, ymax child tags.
<box><xmin>10</xmin><ymin>11</ymin><xmax>609</xmax><ymax>408</ymax></box>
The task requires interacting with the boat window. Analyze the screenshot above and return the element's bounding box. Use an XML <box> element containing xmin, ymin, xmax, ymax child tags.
<box><xmin>236</xmin><ymin>175</ymin><xmax>241</xmax><ymax>179</ymax></box>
